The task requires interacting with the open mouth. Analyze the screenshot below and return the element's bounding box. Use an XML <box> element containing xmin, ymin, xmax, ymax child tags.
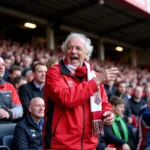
<box><xmin>70</xmin><ymin>56</ymin><xmax>79</xmax><ymax>61</ymax></box>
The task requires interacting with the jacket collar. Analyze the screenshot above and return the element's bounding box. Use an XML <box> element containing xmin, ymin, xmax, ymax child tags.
<box><xmin>0</xmin><ymin>79</ymin><xmax>5</xmax><ymax>84</ymax></box>
<box><xmin>60</xmin><ymin>59</ymin><xmax>71</xmax><ymax>76</ymax></box>
<box><xmin>27</xmin><ymin>113</ymin><xmax>44</xmax><ymax>131</ymax></box>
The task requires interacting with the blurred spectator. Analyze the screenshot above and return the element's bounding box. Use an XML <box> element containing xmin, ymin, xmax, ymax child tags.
<box><xmin>143</xmin><ymin>87</ymin><xmax>150</xmax><ymax>103</ymax></box>
<box><xmin>104</xmin><ymin>80</ymin><xmax>116</xmax><ymax>101</ymax></box>
<box><xmin>126</xmin><ymin>85</ymin><xmax>133</xmax><ymax>99</ymax></box>
<box><xmin>19</xmin><ymin>62</ymin><xmax>47</xmax><ymax>116</ymax></box>
<box><xmin>137</xmin><ymin>99</ymin><xmax>150</xmax><ymax>150</ymax></box>
<box><xmin>129</xmin><ymin>86</ymin><xmax>146</xmax><ymax>121</ymax></box>
<box><xmin>47</xmin><ymin>56</ymin><xmax>59</xmax><ymax>68</ymax></box>
<box><xmin>6</xmin><ymin>65</ymin><xmax>22</xmax><ymax>84</ymax></box>
<box><xmin>104</xmin><ymin>96</ymin><xmax>136</xmax><ymax>150</ymax></box>
<box><xmin>13</xmin><ymin>76</ymin><xmax>27</xmax><ymax>92</ymax></box>
<box><xmin>14</xmin><ymin>97</ymin><xmax>45</xmax><ymax>150</ymax></box>
<box><xmin>24</xmin><ymin>68</ymin><xmax>34</xmax><ymax>82</ymax></box>
<box><xmin>22</xmin><ymin>55</ymin><xmax>33</xmax><ymax>76</ymax></box>
<box><xmin>0</xmin><ymin>57</ymin><xmax>23</xmax><ymax>123</ymax></box>
<box><xmin>114</xmin><ymin>81</ymin><xmax>132</xmax><ymax>124</ymax></box>
<box><xmin>3</xmin><ymin>56</ymin><xmax>12</xmax><ymax>80</ymax></box>
<box><xmin>14</xmin><ymin>54</ymin><xmax>21</xmax><ymax>66</ymax></box>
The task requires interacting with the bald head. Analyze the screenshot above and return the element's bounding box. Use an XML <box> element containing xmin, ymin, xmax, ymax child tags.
<box><xmin>0</xmin><ymin>57</ymin><xmax>5</xmax><ymax>79</ymax></box>
<box><xmin>29</xmin><ymin>97</ymin><xmax>45</xmax><ymax>120</ymax></box>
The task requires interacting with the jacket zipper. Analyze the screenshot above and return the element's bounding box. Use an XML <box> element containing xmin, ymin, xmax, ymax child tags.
<box><xmin>81</xmin><ymin>104</ymin><xmax>85</xmax><ymax>150</ymax></box>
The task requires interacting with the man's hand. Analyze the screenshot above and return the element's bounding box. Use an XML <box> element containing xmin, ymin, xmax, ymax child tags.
<box><xmin>93</xmin><ymin>67</ymin><xmax>119</xmax><ymax>86</ymax></box>
<box><xmin>102</xmin><ymin>111</ymin><xmax>115</xmax><ymax>125</ymax></box>
<box><xmin>128</xmin><ymin>117</ymin><xmax>133</xmax><ymax>124</ymax></box>
<box><xmin>0</xmin><ymin>108</ymin><xmax>10</xmax><ymax>119</ymax></box>
<box><xmin>122</xmin><ymin>143</ymin><xmax>131</xmax><ymax>150</ymax></box>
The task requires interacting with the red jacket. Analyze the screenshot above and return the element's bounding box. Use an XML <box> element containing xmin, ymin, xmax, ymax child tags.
<box><xmin>0</xmin><ymin>79</ymin><xmax>23</xmax><ymax>122</ymax></box>
<box><xmin>43</xmin><ymin>60</ymin><xmax>112</xmax><ymax>150</ymax></box>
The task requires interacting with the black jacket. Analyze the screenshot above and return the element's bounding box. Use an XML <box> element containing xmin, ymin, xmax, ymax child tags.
<box><xmin>18</xmin><ymin>81</ymin><xmax>44</xmax><ymax>116</ymax></box>
<box><xmin>103</xmin><ymin>119</ymin><xmax>136</xmax><ymax>150</ymax></box>
<box><xmin>14</xmin><ymin>113</ymin><xmax>44</xmax><ymax>150</ymax></box>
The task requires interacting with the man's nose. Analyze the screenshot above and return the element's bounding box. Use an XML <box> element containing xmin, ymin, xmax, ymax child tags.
<box><xmin>70</xmin><ymin>47</ymin><xmax>77</xmax><ymax>53</ymax></box>
<box><xmin>0</xmin><ymin>64</ymin><xmax>3</xmax><ymax>68</ymax></box>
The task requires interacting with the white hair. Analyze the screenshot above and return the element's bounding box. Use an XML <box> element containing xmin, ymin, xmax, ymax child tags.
<box><xmin>61</xmin><ymin>32</ymin><xmax>93</xmax><ymax>60</ymax></box>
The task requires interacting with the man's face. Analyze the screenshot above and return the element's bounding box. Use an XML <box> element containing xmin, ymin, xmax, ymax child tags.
<box><xmin>113</xmin><ymin>104</ymin><xmax>125</xmax><ymax>118</ymax></box>
<box><xmin>23</xmin><ymin>57</ymin><xmax>32</xmax><ymax>68</ymax></box>
<box><xmin>117</xmin><ymin>83</ymin><xmax>126</xmax><ymax>94</ymax></box>
<box><xmin>0</xmin><ymin>57</ymin><xmax>5</xmax><ymax>79</ymax></box>
<box><xmin>5</xmin><ymin>59</ymin><xmax>11</xmax><ymax>69</ymax></box>
<box><xmin>65</xmin><ymin>37</ymin><xmax>88</xmax><ymax>67</ymax></box>
<box><xmin>134</xmin><ymin>88</ymin><xmax>143</xmax><ymax>99</ymax></box>
<box><xmin>10</xmin><ymin>70</ymin><xmax>22</xmax><ymax>80</ymax></box>
<box><xmin>34</xmin><ymin>65</ymin><xmax>47</xmax><ymax>84</ymax></box>
<box><xmin>29</xmin><ymin>98</ymin><xmax>45</xmax><ymax>119</ymax></box>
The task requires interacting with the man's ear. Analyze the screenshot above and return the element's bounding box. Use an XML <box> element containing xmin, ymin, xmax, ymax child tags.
<box><xmin>28</xmin><ymin>105</ymin><xmax>31</xmax><ymax>113</ymax></box>
<box><xmin>112</xmin><ymin>105</ymin><xmax>115</xmax><ymax>111</ymax></box>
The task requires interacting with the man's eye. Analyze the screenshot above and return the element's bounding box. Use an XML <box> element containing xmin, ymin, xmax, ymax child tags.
<box><xmin>76</xmin><ymin>47</ymin><xmax>82</xmax><ymax>51</ymax></box>
<box><xmin>67</xmin><ymin>46</ymin><xmax>72</xmax><ymax>49</ymax></box>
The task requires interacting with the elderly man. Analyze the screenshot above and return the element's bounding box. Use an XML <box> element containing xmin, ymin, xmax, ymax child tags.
<box><xmin>0</xmin><ymin>57</ymin><xmax>23</xmax><ymax>123</ymax></box>
<box><xmin>14</xmin><ymin>97</ymin><xmax>45</xmax><ymax>150</ymax></box>
<box><xmin>43</xmin><ymin>33</ymin><xmax>119</xmax><ymax>150</ymax></box>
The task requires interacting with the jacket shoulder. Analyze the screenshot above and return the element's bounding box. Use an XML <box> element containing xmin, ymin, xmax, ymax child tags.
<box><xmin>19</xmin><ymin>82</ymin><xmax>34</xmax><ymax>91</ymax></box>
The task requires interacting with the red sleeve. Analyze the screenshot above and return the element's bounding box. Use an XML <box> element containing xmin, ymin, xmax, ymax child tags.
<box><xmin>44</xmin><ymin>66</ymin><xmax>98</xmax><ymax>109</ymax></box>
<box><xmin>10</xmin><ymin>84</ymin><xmax>22</xmax><ymax>105</ymax></box>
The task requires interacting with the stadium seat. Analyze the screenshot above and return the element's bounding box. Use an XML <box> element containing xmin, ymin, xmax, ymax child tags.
<box><xmin>0</xmin><ymin>145</ymin><xmax>10</xmax><ymax>150</ymax></box>
<box><xmin>2</xmin><ymin>135</ymin><xmax>14</xmax><ymax>150</ymax></box>
<box><xmin>0</xmin><ymin>124</ymin><xmax>16</xmax><ymax>145</ymax></box>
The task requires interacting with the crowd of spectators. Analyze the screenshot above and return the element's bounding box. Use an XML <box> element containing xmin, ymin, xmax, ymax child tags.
<box><xmin>0</xmin><ymin>39</ymin><xmax>150</xmax><ymax>150</ymax></box>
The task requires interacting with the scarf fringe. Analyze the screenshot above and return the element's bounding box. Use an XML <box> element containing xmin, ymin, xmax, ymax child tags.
<box><xmin>92</xmin><ymin>120</ymin><xmax>104</xmax><ymax>136</ymax></box>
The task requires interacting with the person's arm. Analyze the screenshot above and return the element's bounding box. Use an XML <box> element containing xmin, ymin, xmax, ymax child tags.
<box><xmin>9</xmin><ymin>84</ymin><xmax>23</xmax><ymax>119</ymax></box>
<box><xmin>18</xmin><ymin>84</ymin><xmax>30</xmax><ymax>113</ymax></box>
<box><xmin>44</xmin><ymin>66</ymin><xmax>98</xmax><ymax>108</ymax></box>
<box><xmin>14</xmin><ymin>124</ymin><xmax>29</xmax><ymax>150</ymax></box>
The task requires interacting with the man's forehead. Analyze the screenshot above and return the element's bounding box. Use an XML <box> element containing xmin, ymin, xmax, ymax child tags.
<box><xmin>67</xmin><ymin>37</ymin><xmax>86</xmax><ymax>45</ymax></box>
<box><xmin>31</xmin><ymin>98</ymin><xmax>45</xmax><ymax>105</ymax></box>
<box><xmin>0</xmin><ymin>57</ymin><xmax>5</xmax><ymax>63</ymax></box>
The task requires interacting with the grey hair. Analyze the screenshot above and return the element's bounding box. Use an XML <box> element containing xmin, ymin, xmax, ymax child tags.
<box><xmin>61</xmin><ymin>32</ymin><xmax>93</xmax><ymax>60</ymax></box>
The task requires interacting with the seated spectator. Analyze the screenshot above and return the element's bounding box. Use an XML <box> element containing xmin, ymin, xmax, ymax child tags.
<box><xmin>3</xmin><ymin>57</ymin><xmax>12</xmax><ymax>80</ymax></box>
<box><xmin>14</xmin><ymin>97</ymin><xmax>45</xmax><ymax>150</ymax></box>
<box><xmin>13</xmin><ymin>76</ymin><xmax>27</xmax><ymax>92</ymax></box>
<box><xmin>104</xmin><ymin>80</ymin><xmax>116</xmax><ymax>101</ymax></box>
<box><xmin>143</xmin><ymin>87</ymin><xmax>150</xmax><ymax>103</ymax></box>
<box><xmin>129</xmin><ymin>86</ymin><xmax>147</xmax><ymax>121</ymax></box>
<box><xmin>104</xmin><ymin>96</ymin><xmax>136</xmax><ymax>150</ymax></box>
<box><xmin>0</xmin><ymin>57</ymin><xmax>23</xmax><ymax>123</ymax></box>
<box><xmin>21</xmin><ymin>55</ymin><xmax>33</xmax><ymax>76</ymax></box>
<box><xmin>6</xmin><ymin>66</ymin><xmax>22</xmax><ymax>84</ymax></box>
<box><xmin>114</xmin><ymin>81</ymin><xmax>133</xmax><ymax>124</ymax></box>
<box><xmin>24</xmin><ymin>68</ymin><xmax>34</xmax><ymax>82</ymax></box>
<box><xmin>19</xmin><ymin>62</ymin><xmax>47</xmax><ymax>116</ymax></box>
<box><xmin>137</xmin><ymin>99</ymin><xmax>150</xmax><ymax>150</ymax></box>
<box><xmin>47</xmin><ymin>56</ymin><xmax>59</xmax><ymax>68</ymax></box>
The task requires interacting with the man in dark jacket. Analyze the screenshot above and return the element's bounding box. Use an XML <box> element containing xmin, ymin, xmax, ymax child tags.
<box><xmin>14</xmin><ymin>97</ymin><xmax>45</xmax><ymax>150</ymax></box>
<box><xmin>19</xmin><ymin>62</ymin><xmax>47</xmax><ymax>116</ymax></box>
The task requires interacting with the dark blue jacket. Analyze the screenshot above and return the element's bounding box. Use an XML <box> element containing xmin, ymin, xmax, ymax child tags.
<box><xmin>18</xmin><ymin>81</ymin><xmax>44</xmax><ymax>116</ymax></box>
<box><xmin>14</xmin><ymin>113</ymin><xmax>44</xmax><ymax>150</ymax></box>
